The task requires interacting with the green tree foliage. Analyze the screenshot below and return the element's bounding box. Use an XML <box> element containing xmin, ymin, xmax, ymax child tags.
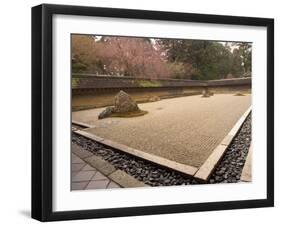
<box><xmin>157</xmin><ymin>39</ymin><xmax>249</xmax><ymax>80</ymax></box>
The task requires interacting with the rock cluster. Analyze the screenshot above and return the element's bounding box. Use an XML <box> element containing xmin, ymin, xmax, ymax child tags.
<box><xmin>148</xmin><ymin>96</ymin><xmax>161</xmax><ymax>102</ymax></box>
<box><xmin>98</xmin><ymin>90</ymin><xmax>142</xmax><ymax>119</ymax></box>
<box><xmin>202</xmin><ymin>88</ymin><xmax>214</xmax><ymax>97</ymax></box>
<box><xmin>234</xmin><ymin>92</ymin><xmax>245</xmax><ymax>96</ymax></box>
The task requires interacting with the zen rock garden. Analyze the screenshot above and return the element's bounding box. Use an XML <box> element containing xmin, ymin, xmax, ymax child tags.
<box><xmin>72</xmin><ymin>90</ymin><xmax>252</xmax><ymax>189</ymax></box>
<box><xmin>71</xmin><ymin>35</ymin><xmax>252</xmax><ymax>190</ymax></box>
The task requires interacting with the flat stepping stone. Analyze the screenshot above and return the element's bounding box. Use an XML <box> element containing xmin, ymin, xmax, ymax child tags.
<box><xmin>240</xmin><ymin>145</ymin><xmax>252</xmax><ymax>182</ymax></box>
<box><xmin>86</xmin><ymin>179</ymin><xmax>110</xmax><ymax>190</ymax></box>
<box><xmin>84</xmin><ymin>155</ymin><xmax>117</xmax><ymax>176</ymax></box>
<box><xmin>108</xmin><ymin>170</ymin><xmax>148</xmax><ymax>188</ymax></box>
<box><xmin>72</xmin><ymin>143</ymin><xmax>93</xmax><ymax>159</ymax></box>
<box><xmin>71</xmin><ymin>181</ymin><xmax>89</xmax><ymax>190</ymax></box>
<box><xmin>72</xmin><ymin>170</ymin><xmax>96</xmax><ymax>182</ymax></box>
<box><xmin>72</xmin><ymin>163</ymin><xmax>86</xmax><ymax>172</ymax></box>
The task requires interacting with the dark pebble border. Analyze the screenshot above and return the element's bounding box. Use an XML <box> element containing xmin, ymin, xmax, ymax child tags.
<box><xmin>72</xmin><ymin>113</ymin><xmax>251</xmax><ymax>186</ymax></box>
<box><xmin>209</xmin><ymin>113</ymin><xmax>252</xmax><ymax>183</ymax></box>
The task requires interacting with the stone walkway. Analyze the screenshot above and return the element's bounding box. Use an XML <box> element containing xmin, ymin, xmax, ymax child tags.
<box><xmin>71</xmin><ymin>142</ymin><xmax>148</xmax><ymax>190</ymax></box>
<box><xmin>71</xmin><ymin>153</ymin><xmax>120</xmax><ymax>190</ymax></box>
<box><xmin>73</xmin><ymin>94</ymin><xmax>251</xmax><ymax>168</ymax></box>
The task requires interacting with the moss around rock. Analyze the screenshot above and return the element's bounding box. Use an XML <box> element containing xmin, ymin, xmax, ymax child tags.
<box><xmin>98</xmin><ymin>91</ymin><xmax>147</xmax><ymax>119</ymax></box>
<box><xmin>72</xmin><ymin>78</ymin><xmax>80</xmax><ymax>88</ymax></box>
<box><xmin>138</xmin><ymin>80</ymin><xmax>162</xmax><ymax>88</ymax></box>
<box><xmin>109</xmin><ymin>110</ymin><xmax>148</xmax><ymax>118</ymax></box>
<box><xmin>234</xmin><ymin>92</ymin><xmax>245</xmax><ymax>96</ymax></box>
<box><xmin>148</xmin><ymin>96</ymin><xmax>161</xmax><ymax>102</ymax></box>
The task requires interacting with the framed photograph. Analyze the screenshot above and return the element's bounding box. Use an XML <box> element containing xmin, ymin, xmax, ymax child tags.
<box><xmin>32</xmin><ymin>4</ymin><xmax>274</xmax><ymax>221</ymax></box>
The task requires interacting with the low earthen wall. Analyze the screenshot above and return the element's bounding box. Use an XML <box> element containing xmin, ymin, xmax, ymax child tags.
<box><xmin>72</xmin><ymin>75</ymin><xmax>251</xmax><ymax>110</ymax></box>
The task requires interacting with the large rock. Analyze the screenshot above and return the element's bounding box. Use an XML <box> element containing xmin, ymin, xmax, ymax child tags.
<box><xmin>113</xmin><ymin>90</ymin><xmax>140</xmax><ymax>113</ymax></box>
<box><xmin>98</xmin><ymin>91</ymin><xmax>141</xmax><ymax>119</ymax></box>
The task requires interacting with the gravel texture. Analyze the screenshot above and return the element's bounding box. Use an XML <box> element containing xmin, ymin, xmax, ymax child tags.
<box><xmin>73</xmin><ymin>94</ymin><xmax>251</xmax><ymax>167</ymax></box>
<box><xmin>209</xmin><ymin>114</ymin><xmax>252</xmax><ymax>183</ymax></box>
<box><xmin>72</xmin><ymin>113</ymin><xmax>251</xmax><ymax>186</ymax></box>
<box><xmin>72</xmin><ymin>131</ymin><xmax>193</xmax><ymax>186</ymax></box>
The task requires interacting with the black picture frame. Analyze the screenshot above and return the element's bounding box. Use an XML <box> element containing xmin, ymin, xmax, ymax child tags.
<box><xmin>31</xmin><ymin>4</ymin><xmax>274</xmax><ymax>222</ymax></box>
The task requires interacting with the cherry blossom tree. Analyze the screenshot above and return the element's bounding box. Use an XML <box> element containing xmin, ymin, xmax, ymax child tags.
<box><xmin>99</xmin><ymin>37</ymin><xmax>170</xmax><ymax>78</ymax></box>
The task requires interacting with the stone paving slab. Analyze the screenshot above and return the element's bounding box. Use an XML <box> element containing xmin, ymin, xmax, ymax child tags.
<box><xmin>72</xmin><ymin>170</ymin><xmax>97</xmax><ymax>182</ymax></box>
<box><xmin>108</xmin><ymin>170</ymin><xmax>148</xmax><ymax>188</ymax></box>
<box><xmin>107</xmin><ymin>181</ymin><xmax>121</xmax><ymax>188</ymax></box>
<box><xmin>73</xmin><ymin>94</ymin><xmax>251</xmax><ymax>168</ymax></box>
<box><xmin>81</xmin><ymin>164</ymin><xmax>95</xmax><ymax>171</ymax></box>
<box><xmin>84</xmin><ymin>155</ymin><xmax>117</xmax><ymax>176</ymax></box>
<box><xmin>92</xmin><ymin>171</ymin><xmax>109</xmax><ymax>180</ymax></box>
<box><xmin>240</xmin><ymin>144</ymin><xmax>252</xmax><ymax>182</ymax></box>
<box><xmin>71</xmin><ymin>181</ymin><xmax>89</xmax><ymax>190</ymax></box>
<box><xmin>72</xmin><ymin>143</ymin><xmax>94</xmax><ymax>159</ymax></box>
<box><xmin>71</xmin><ymin>152</ymin><xmax>121</xmax><ymax>190</ymax></box>
<box><xmin>72</xmin><ymin>154</ymin><xmax>85</xmax><ymax>164</ymax></box>
<box><xmin>72</xmin><ymin>163</ymin><xmax>86</xmax><ymax>172</ymax></box>
<box><xmin>72</xmin><ymin>144</ymin><xmax>152</xmax><ymax>190</ymax></box>
<box><xmin>86</xmin><ymin>179</ymin><xmax>110</xmax><ymax>189</ymax></box>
